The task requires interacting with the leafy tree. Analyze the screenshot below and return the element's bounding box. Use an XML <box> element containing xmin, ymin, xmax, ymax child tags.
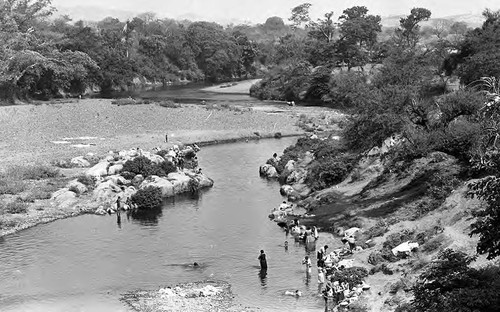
<box><xmin>289</xmin><ymin>2</ymin><xmax>312</xmax><ymax>29</ymax></box>
<box><xmin>186</xmin><ymin>21</ymin><xmax>239</xmax><ymax>81</ymax></box>
<box><xmin>337</xmin><ymin>6</ymin><xmax>382</xmax><ymax>70</ymax></box>
<box><xmin>393</xmin><ymin>8</ymin><xmax>432</xmax><ymax>49</ymax></box>
<box><xmin>402</xmin><ymin>249</ymin><xmax>500</xmax><ymax>311</ymax></box>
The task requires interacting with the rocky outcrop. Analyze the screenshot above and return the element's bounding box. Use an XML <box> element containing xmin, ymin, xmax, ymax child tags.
<box><xmin>86</xmin><ymin>161</ymin><xmax>109</xmax><ymax>177</ymax></box>
<box><xmin>259</xmin><ymin>164</ymin><xmax>279</xmax><ymax>178</ymax></box>
<box><xmin>70</xmin><ymin>156</ymin><xmax>91</xmax><ymax>168</ymax></box>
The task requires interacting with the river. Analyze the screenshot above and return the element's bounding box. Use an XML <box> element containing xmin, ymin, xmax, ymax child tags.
<box><xmin>0</xmin><ymin>137</ymin><xmax>328</xmax><ymax>312</ymax></box>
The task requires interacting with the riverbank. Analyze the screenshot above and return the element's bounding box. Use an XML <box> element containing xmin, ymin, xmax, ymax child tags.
<box><xmin>0</xmin><ymin>97</ymin><xmax>321</xmax><ymax>238</ymax></box>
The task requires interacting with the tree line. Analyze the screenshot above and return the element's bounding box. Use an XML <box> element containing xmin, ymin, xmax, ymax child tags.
<box><xmin>1</xmin><ymin>0</ymin><xmax>298</xmax><ymax>102</ymax></box>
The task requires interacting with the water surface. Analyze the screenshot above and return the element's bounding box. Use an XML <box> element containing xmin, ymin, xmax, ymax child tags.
<box><xmin>0</xmin><ymin>138</ymin><xmax>327</xmax><ymax>312</ymax></box>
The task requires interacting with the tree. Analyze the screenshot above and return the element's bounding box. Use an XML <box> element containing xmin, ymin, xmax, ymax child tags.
<box><xmin>394</xmin><ymin>8</ymin><xmax>432</xmax><ymax>49</ymax></box>
<box><xmin>185</xmin><ymin>21</ymin><xmax>239</xmax><ymax>81</ymax></box>
<box><xmin>402</xmin><ymin>249</ymin><xmax>500</xmax><ymax>311</ymax></box>
<box><xmin>289</xmin><ymin>3</ymin><xmax>312</xmax><ymax>29</ymax></box>
<box><xmin>337</xmin><ymin>6</ymin><xmax>382</xmax><ymax>70</ymax></box>
<box><xmin>454</xmin><ymin>9</ymin><xmax>500</xmax><ymax>85</ymax></box>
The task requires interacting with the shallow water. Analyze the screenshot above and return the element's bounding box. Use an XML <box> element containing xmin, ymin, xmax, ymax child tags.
<box><xmin>0</xmin><ymin>138</ymin><xmax>328</xmax><ymax>312</ymax></box>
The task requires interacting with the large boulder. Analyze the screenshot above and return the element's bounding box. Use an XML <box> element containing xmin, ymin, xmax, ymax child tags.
<box><xmin>140</xmin><ymin>175</ymin><xmax>175</xmax><ymax>197</ymax></box>
<box><xmin>286</xmin><ymin>169</ymin><xmax>306</xmax><ymax>184</ymax></box>
<box><xmin>280</xmin><ymin>184</ymin><xmax>300</xmax><ymax>200</ymax></box>
<box><xmin>92</xmin><ymin>179</ymin><xmax>124</xmax><ymax>207</ymax></box>
<box><xmin>259</xmin><ymin>164</ymin><xmax>278</xmax><ymax>178</ymax></box>
<box><xmin>51</xmin><ymin>188</ymin><xmax>77</xmax><ymax>201</ymax></box>
<box><xmin>167</xmin><ymin>172</ymin><xmax>192</xmax><ymax>193</ymax></box>
<box><xmin>108</xmin><ymin>164</ymin><xmax>123</xmax><ymax>175</ymax></box>
<box><xmin>70</xmin><ymin>156</ymin><xmax>91</xmax><ymax>168</ymax></box>
<box><xmin>285</xmin><ymin>160</ymin><xmax>296</xmax><ymax>172</ymax></box>
<box><xmin>104</xmin><ymin>174</ymin><xmax>128</xmax><ymax>186</ymax></box>
<box><xmin>119</xmin><ymin>149</ymin><xmax>140</xmax><ymax>159</ymax></box>
<box><xmin>148</xmin><ymin>154</ymin><xmax>165</xmax><ymax>164</ymax></box>
<box><xmin>67</xmin><ymin>180</ymin><xmax>88</xmax><ymax>195</ymax></box>
<box><xmin>87</xmin><ymin>161</ymin><xmax>109</xmax><ymax>178</ymax></box>
<box><xmin>131</xmin><ymin>174</ymin><xmax>145</xmax><ymax>187</ymax></box>
<box><xmin>51</xmin><ymin>188</ymin><xmax>78</xmax><ymax>209</ymax></box>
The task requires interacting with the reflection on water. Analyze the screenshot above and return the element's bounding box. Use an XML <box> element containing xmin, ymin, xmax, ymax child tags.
<box><xmin>259</xmin><ymin>268</ymin><xmax>268</xmax><ymax>287</ymax></box>
<box><xmin>129</xmin><ymin>206</ymin><xmax>163</xmax><ymax>226</ymax></box>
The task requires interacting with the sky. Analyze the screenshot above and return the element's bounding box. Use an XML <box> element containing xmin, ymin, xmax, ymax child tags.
<box><xmin>51</xmin><ymin>0</ymin><xmax>500</xmax><ymax>23</ymax></box>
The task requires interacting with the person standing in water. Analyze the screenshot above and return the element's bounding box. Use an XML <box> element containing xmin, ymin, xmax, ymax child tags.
<box><xmin>258</xmin><ymin>250</ymin><xmax>267</xmax><ymax>270</ymax></box>
<box><xmin>302</xmin><ymin>255</ymin><xmax>312</xmax><ymax>273</ymax></box>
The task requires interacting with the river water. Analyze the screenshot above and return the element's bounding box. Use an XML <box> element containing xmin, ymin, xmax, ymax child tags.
<box><xmin>0</xmin><ymin>137</ymin><xmax>328</xmax><ymax>312</ymax></box>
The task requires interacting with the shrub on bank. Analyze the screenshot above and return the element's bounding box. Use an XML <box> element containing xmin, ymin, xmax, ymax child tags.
<box><xmin>331</xmin><ymin>267</ymin><xmax>369</xmax><ymax>286</ymax></box>
<box><xmin>20</xmin><ymin>190</ymin><xmax>53</xmax><ymax>202</ymax></box>
<box><xmin>0</xmin><ymin>179</ymin><xmax>26</xmax><ymax>195</ymax></box>
<box><xmin>1</xmin><ymin>200</ymin><xmax>29</xmax><ymax>214</ymax></box>
<box><xmin>306</xmin><ymin>154</ymin><xmax>356</xmax><ymax>191</ymax></box>
<box><xmin>77</xmin><ymin>175</ymin><xmax>97</xmax><ymax>190</ymax></box>
<box><xmin>122</xmin><ymin>156</ymin><xmax>175</xmax><ymax>178</ymax></box>
<box><xmin>131</xmin><ymin>186</ymin><xmax>163</xmax><ymax>210</ymax></box>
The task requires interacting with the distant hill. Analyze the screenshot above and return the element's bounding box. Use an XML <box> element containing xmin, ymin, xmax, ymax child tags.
<box><xmin>381</xmin><ymin>13</ymin><xmax>484</xmax><ymax>29</ymax></box>
<box><xmin>54</xmin><ymin>5</ymin><xmax>485</xmax><ymax>29</ymax></box>
<box><xmin>55</xmin><ymin>6</ymin><xmax>138</xmax><ymax>22</ymax></box>
<box><xmin>54</xmin><ymin>5</ymin><xmax>248</xmax><ymax>25</ymax></box>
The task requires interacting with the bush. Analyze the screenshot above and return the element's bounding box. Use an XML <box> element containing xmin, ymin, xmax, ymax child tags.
<box><xmin>158</xmin><ymin>161</ymin><xmax>176</xmax><ymax>176</ymax></box>
<box><xmin>184</xmin><ymin>150</ymin><xmax>196</xmax><ymax>160</ymax></box>
<box><xmin>383</xmin><ymin>229</ymin><xmax>415</xmax><ymax>249</ymax></box>
<box><xmin>6</xmin><ymin>164</ymin><xmax>59</xmax><ymax>180</ymax></box>
<box><xmin>20</xmin><ymin>190</ymin><xmax>52</xmax><ymax>202</ymax></box>
<box><xmin>77</xmin><ymin>175</ymin><xmax>97</xmax><ymax>190</ymax></box>
<box><xmin>421</xmin><ymin>235</ymin><xmax>446</xmax><ymax>253</ymax></box>
<box><xmin>331</xmin><ymin>267</ymin><xmax>368</xmax><ymax>286</ymax></box>
<box><xmin>156</xmin><ymin>150</ymin><xmax>169</xmax><ymax>158</ymax></box>
<box><xmin>0</xmin><ymin>179</ymin><xmax>26</xmax><ymax>195</ymax></box>
<box><xmin>131</xmin><ymin>186</ymin><xmax>163</xmax><ymax>210</ymax></box>
<box><xmin>122</xmin><ymin>156</ymin><xmax>174</xmax><ymax>178</ymax></box>
<box><xmin>306</xmin><ymin>154</ymin><xmax>356</xmax><ymax>191</ymax></box>
<box><xmin>364</xmin><ymin>221</ymin><xmax>389</xmax><ymax>239</ymax></box>
<box><xmin>123</xmin><ymin>156</ymin><xmax>155</xmax><ymax>176</ymax></box>
<box><xmin>368</xmin><ymin>251</ymin><xmax>385</xmax><ymax>266</ymax></box>
<box><xmin>2</xmin><ymin>200</ymin><xmax>29</xmax><ymax>214</ymax></box>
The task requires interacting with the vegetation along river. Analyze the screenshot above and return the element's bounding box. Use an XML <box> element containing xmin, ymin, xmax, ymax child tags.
<box><xmin>0</xmin><ymin>137</ymin><xmax>332</xmax><ymax>312</ymax></box>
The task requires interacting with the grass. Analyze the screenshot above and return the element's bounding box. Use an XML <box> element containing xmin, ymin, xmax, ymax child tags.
<box><xmin>0</xmin><ymin>201</ymin><xmax>29</xmax><ymax>214</ymax></box>
<box><xmin>0</xmin><ymin>178</ymin><xmax>26</xmax><ymax>195</ymax></box>
<box><xmin>19</xmin><ymin>189</ymin><xmax>53</xmax><ymax>202</ymax></box>
<box><xmin>2</xmin><ymin>164</ymin><xmax>59</xmax><ymax>180</ymax></box>
<box><xmin>77</xmin><ymin>175</ymin><xmax>97</xmax><ymax>190</ymax></box>
<box><xmin>0</xmin><ymin>164</ymin><xmax>60</xmax><ymax>196</ymax></box>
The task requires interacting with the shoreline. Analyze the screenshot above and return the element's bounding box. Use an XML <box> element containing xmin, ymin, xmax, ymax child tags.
<box><xmin>0</xmin><ymin>135</ymin><xmax>302</xmax><ymax>239</ymax></box>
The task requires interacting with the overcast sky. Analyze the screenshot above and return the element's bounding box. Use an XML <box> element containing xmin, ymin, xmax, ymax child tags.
<box><xmin>52</xmin><ymin>0</ymin><xmax>500</xmax><ymax>23</ymax></box>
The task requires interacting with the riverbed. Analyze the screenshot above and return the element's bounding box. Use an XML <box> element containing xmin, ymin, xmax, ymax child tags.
<box><xmin>0</xmin><ymin>137</ymin><xmax>329</xmax><ymax>312</ymax></box>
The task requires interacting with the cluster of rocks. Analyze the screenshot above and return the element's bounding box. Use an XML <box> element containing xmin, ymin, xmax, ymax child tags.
<box><xmin>259</xmin><ymin>151</ymin><xmax>313</xmax><ymax>202</ymax></box>
<box><xmin>51</xmin><ymin>147</ymin><xmax>214</xmax><ymax>214</ymax></box>
<box><xmin>121</xmin><ymin>281</ymin><xmax>238</xmax><ymax>312</ymax></box>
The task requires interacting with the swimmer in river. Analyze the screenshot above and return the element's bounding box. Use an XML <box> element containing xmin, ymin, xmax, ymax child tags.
<box><xmin>193</xmin><ymin>262</ymin><xmax>199</xmax><ymax>267</ymax></box>
<box><xmin>285</xmin><ymin>290</ymin><xmax>302</xmax><ymax>297</ymax></box>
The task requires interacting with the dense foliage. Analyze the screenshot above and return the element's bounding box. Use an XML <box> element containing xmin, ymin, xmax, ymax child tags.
<box><xmin>0</xmin><ymin>0</ymin><xmax>265</xmax><ymax>102</ymax></box>
<box><xmin>397</xmin><ymin>249</ymin><xmax>500</xmax><ymax>312</ymax></box>
<box><xmin>122</xmin><ymin>156</ymin><xmax>176</xmax><ymax>178</ymax></box>
<box><xmin>131</xmin><ymin>186</ymin><xmax>163</xmax><ymax>210</ymax></box>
